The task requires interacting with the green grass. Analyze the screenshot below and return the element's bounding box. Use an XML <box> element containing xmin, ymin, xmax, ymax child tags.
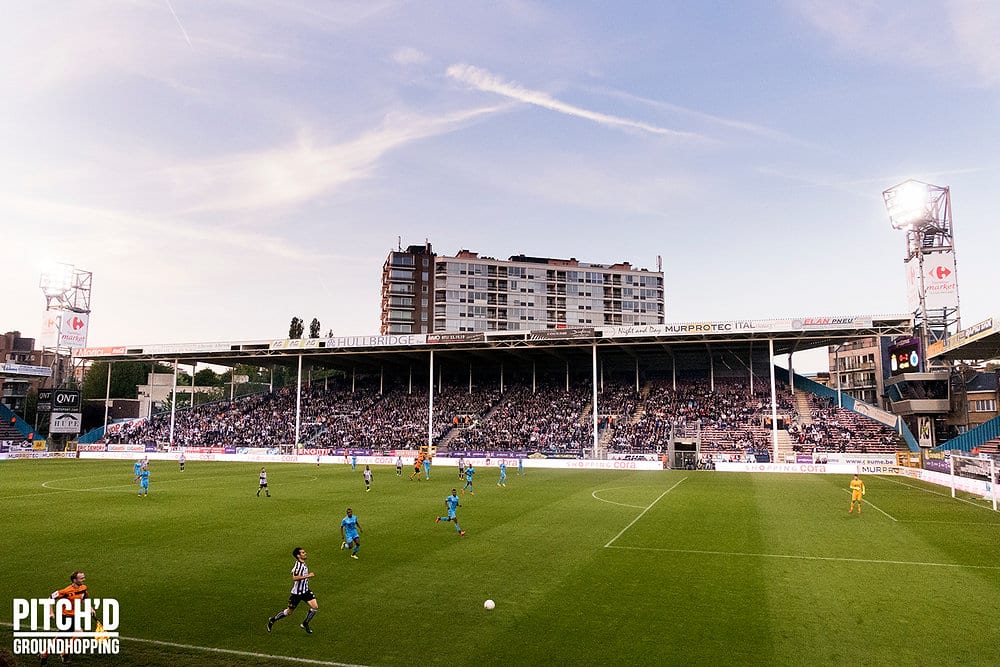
<box><xmin>2</xmin><ymin>460</ymin><xmax>999</xmax><ymax>666</ymax></box>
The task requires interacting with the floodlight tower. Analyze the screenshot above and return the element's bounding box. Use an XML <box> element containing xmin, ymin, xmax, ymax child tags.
<box><xmin>39</xmin><ymin>263</ymin><xmax>93</xmax><ymax>388</ymax></box>
<box><xmin>882</xmin><ymin>180</ymin><xmax>960</xmax><ymax>370</ymax></box>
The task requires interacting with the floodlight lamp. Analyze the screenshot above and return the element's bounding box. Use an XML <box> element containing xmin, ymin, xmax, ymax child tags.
<box><xmin>39</xmin><ymin>262</ymin><xmax>75</xmax><ymax>298</ymax></box>
<box><xmin>883</xmin><ymin>180</ymin><xmax>932</xmax><ymax>231</ymax></box>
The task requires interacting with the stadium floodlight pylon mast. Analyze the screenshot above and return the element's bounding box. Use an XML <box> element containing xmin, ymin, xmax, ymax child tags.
<box><xmin>39</xmin><ymin>263</ymin><xmax>93</xmax><ymax>388</ymax></box>
<box><xmin>883</xmin><ymin>180</ymin><xmax>960</xmax><ymax>370</ymax></box>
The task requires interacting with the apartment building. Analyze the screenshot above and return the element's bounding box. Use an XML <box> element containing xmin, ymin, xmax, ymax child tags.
<box><xmin>380</xmin><ymin>243</ymin><xmax>665</xmax><ymax>334</ymax></box>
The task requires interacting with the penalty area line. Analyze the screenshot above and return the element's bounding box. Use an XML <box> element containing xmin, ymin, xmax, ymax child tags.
<box><xmin>841</xmin><ymin>488</ymin><xmax>897</xmax><ymax>521</ymax></box>
<box><xmin>604</xmin><ymin>477</ymin><xmax>687</xmax><ymax>548</ymax></box>
<box><xmin>881</xmin><ymin>475</ymin><xmax>999</xmax><ymax>512</ymax></box>
<box><xmin>605</xmin><ymin>546</ymin><xmax>1000</xmax><ymax>570</ymax></box>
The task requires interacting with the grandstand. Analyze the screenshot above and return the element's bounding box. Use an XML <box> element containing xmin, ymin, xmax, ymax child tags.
<box><xmin>81</xmin><ymin>315</ymin><xmax>916</xmax><ymax>464</ymax></box>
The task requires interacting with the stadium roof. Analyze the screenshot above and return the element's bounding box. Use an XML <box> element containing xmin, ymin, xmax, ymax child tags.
<box><xmin>72</xmin><ymin>314</ymin><xmax>914</xmax><ymax>372</ymax></box>
<box><xmin>927</xmin><ymin>316</ymin><xmax>1000</xmax><ymax>363</ymax></box>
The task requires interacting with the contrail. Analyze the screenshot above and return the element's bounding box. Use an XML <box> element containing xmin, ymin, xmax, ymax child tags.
<box><xmin>447</xmin><ymin>63</ymin><xmax>704</xmax><ymax>141</ymax></box>
<box><xmin>165</xmin><ymin>0</ymin><xmax>193</xmax><ymax>47</ymax></box>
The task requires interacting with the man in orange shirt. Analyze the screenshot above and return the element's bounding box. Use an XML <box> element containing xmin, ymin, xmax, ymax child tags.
<box><xmin>41</xmin><ymin>571</ymin><xmax>91</xmax><ymax>665</ymax></box>
<box><xmin>51</xmin><ymin>571</ymin><xmax>91</xmax><ymax>625</ymax></box>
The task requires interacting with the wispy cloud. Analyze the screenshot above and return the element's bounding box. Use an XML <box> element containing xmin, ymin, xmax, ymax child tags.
<box><xmin>601</xmin><ymin>88</ymin><xmax>813</xmax><ymax>147</ymax></box>
<box><xmin>0</xmin><ymin>193</ymin><xmax>319</xmax><ymax>262</ymax></box>
<box><xmin>948</xmin><ymin>1</ymin><xmax>1000</xmax><ymax>86</ymax></box>
<box><xmin>392</xmin><ymin>46</ymin><xmax>429</xmax><ymax>66</ymax></box>
<box><xmin>161</xmin><ymin>105</ymin><xmax>501</xmax><ymax>213</ymax></box>
<box><xmin>789</xmin><ymin>0</ymin><xmax>1000</xmax><ymax>87</ymax></box>
<box><xmin>446</xmin><ymin>63</ymin><xmax>706</xmax><ymax>140</ymax></box>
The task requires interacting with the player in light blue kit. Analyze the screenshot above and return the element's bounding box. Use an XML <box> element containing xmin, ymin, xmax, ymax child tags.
<box><xmin>517</xmin><ymin>456</ymin><xmax>524</xmax><ymax>475</ymax></box>
<box><xmin>497</xmin><ymin>461</ymin><xmax>507</xmax><ymax>487</ymax></box>
<box><xmin>133</xmin><ymin>460</ymin><xmax>142</xmax><ymax>483</ymax></box>
<box><xmin>423</xmin><ymin>455</ymin><xmax>431</xmax><ymax>480</ymax></box>
<box><xmin>350</xmin><ymin>453</ymin><xmax>358</xmax><ymax>471</ymax></box>
<box><xmin>461</xmin><ymin>463</ymin><xmax>475</xmax><ymax>495</ymax></box>
<box><xmin>435</xmin><ymin>489</ymin><xmax>466</xmax><ymax>536</ymax></box>
<box><xmin>340</xmin><ymin>508</ymin><xmax>362</xmax><ymax>559</ymax></box>
<box><xmin>138</xmin><ymin>466</ymin><xmax>150</xmax><ymax>497</ymax></box>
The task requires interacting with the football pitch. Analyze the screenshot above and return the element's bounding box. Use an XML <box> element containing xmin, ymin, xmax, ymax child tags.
<box><xmin>2</xmin><ymin>460</ymin><xmax>999</xmax><ymax>666</ymax></box>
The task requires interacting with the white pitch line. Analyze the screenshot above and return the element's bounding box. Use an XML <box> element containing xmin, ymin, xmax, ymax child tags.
<box><xmin>606</xmin><ymin>545</ymin><xmax>1000</xmax><ymax>570</ymax></box>
<box><xmin>898</xmin><ymin>520</ymin><xmax>1000</xmax><ymax>526</ymax></box>
<box><xmin>1</xmin><ymin>473</ymin><xmax>323</xmax><ymax>501</ymax></box>
<box><xmin>841</xmin><ymin>488</ymin><xmax>897</xmax><ymax>521</ymax></box>
<box><xmin>881</xmin><ymin>475</ymin><xmax>997</xmax><ymax>511</ymax></box>
<box><xmin>0</xmin><ymin>623</ymin><xmax>366</xmax><ymax>666</ymax></box>
<box><xmin>591</xmin><ymin>487</ymin><xmax>648</xmax><ymax>509</ymax></box>
<box><xmin>604</xmin><ymin>477</ymin><xmax>687</xmax><ymax>548</ymax></box>
<box><xmin>125</xmin><ymin>636</ymin><xmax>367</xmax><ymax>666</ymax></box>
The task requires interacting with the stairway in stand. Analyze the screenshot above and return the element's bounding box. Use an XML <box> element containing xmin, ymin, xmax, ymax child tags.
<box><xmin>793</xmin><ymin>390</ymin><xmax>814</xmax><ymax>425</ymax></box>
<box><xmin>773</xmin><ymin>430</ymin><xmax>796</xmax><ymax>463</ymax></box>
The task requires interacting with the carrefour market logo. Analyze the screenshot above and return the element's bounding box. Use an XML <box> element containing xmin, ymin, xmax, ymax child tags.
<box><xmin>12</xmin><ymin>598</ymin><xmax>120</xmax><ymax>656</ymax></box>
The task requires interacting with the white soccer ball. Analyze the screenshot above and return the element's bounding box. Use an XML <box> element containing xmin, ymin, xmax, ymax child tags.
<box><xmin>484</xmin><ymin>599</ymin><xmax>495</xmax><ymax>610</ymax></box>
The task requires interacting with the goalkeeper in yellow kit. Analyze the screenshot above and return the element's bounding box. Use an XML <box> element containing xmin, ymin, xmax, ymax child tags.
<box><xmin>849</xmin><ymin>474</ymin><xmax>866</xmax><ymax>514</ymax></box>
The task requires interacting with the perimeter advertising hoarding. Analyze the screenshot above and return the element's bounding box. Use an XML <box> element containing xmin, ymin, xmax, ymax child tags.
<box><xmin>50</xmin><ymin>412</ymin><xmax>82</xmax><ymax>434</ymax></box>
<box><xmin>426</xmin><ymin>332</ymin><xmax>486</xmax><ymax>343</ymax></box>
<box><xmin>529</xmin><ymin>327</ymin><xmax>595</xmax><ymax>340</ymax></box>
<box><xmin>52</xmin><ymin>389</ymin><xmax>82</xmax><ymax>412</ymax></box>
<box><xmin>73</xmin><ymin>346</ymin><xmax>128</xmax><ymax>357</ymax></box>
<box><xmin>1</xmin><ymin>363</ymin><xmax>52</xmax><ymax>377</ymax></box>
<box><xmin>929</xmin><ymin>317</ymin><xmax>995</xmax><ymax>356</ymax></box>
<box><xmin>604</xmin><ymin>316</ymin><xmax>874</xmax><ymax>339</ymax></box>
<box><xmin>270</xmin><ymin>334</ymin><xmax>427</xmax><ymax>350</ymax></box>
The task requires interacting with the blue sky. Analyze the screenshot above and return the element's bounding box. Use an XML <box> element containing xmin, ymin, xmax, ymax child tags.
<box><xmin>4</xmin><ymin>1</ymin><xmax>998</xmax><ymax>372</ymax></box>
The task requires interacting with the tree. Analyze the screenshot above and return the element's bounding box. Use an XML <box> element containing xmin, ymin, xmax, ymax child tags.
<box><xmin>81</xmin><ymin>361</ymin><xmax>175</xmax><ymax>400</ymax></box>
<box><xmin>289</xmin><ymin>317</ymin><xmax>304</xmax><ymax>339</ymax></box>
<box><xmin>309</xmin><ymin>318</ymin><xmax>321</xmax><ymax>339</ymax></box>
<box><xmin>194</xmin><ymin>368</ymin><xmax>224</xmax><ymax>386</ymax></box>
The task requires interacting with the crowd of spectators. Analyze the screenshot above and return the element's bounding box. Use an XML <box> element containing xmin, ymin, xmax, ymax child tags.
<box><xmin>101</xmin><ymin>373</ymin><xmax>905</xmax><ymax>456</ymax></box>
<box><xmin>789</xmin><ymin>394</ymin><xmax>903</xmax><ymax>454</ymax></box>
<box><xmin>606</xmin><ymin>377</ymin><xmax>787</xmax><ymax>455</ymax></box>
<box><xmin>447</xmin><ymin>384</ymin><xmax>592</xmax><ymax>453</ymax></box>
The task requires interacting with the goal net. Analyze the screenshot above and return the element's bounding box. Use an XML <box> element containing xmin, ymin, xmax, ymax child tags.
<box><xmin>949</xmin><ymin>454</ymin><xmax>999</xmax><ymax>511</ymax></box>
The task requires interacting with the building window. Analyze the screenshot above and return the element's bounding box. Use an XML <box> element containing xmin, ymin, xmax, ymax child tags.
<box><xmin>972</xmin><ymin>399</ymin><xmax>997</xmax><ymax>412</ymax></box>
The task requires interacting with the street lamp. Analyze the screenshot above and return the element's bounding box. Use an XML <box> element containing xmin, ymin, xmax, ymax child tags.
<box><xmin>882</xmin><ymin>180</ymin><xmax>959</xmax><ymax>370</ymax></box>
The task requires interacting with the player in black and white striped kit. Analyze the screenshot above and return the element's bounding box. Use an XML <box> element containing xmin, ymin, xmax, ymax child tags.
<box><xmin>266</xmin><ymin>547</ymin><xmax>318</xmax><ymax>634</ymax></box>
<box><xmin>257</xmin><ymin>467</ymin><xmax>270</xmax><ymax>497</ymax></box>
